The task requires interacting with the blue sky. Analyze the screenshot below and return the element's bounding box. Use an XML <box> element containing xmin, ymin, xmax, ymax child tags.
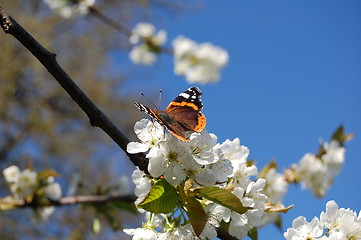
<box><xmin>134</xmin><ymin>1</ymin><xmax>361</xmax><ymax>239</ymax></box>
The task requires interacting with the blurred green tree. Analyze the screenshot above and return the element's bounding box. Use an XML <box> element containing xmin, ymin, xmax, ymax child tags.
<box><xmin>0</xmin><ymin>1</ymin><xmax>196</xmax><ymax>239</ymax></box>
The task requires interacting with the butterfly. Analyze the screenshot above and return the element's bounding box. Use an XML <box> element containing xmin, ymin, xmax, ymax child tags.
<box><xmin>134</xmin><ymin>87</ymin><xmax>206</xmax><ymax>142</ymax></box>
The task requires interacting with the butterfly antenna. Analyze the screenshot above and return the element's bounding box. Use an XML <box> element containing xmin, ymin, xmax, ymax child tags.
<box><xmin>158</xmin><ymin>89</ymin><xmax>163</xmax><ymax>109</ymax></box>
<box><xmin>141</xmin><ymin>92</ymin><xmax>158</xmax><ymax>110</ymax></box>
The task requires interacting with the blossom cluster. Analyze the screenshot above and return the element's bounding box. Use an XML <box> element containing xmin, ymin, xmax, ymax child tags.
<box><xmin>42</xmin><ymin>5</ymin><xmax>229</xmax><ymax>83</ymax></box>
<box><xmin>284</xmin><ymin>200</ymin><xmax>361</xmax><ymax>240</ymax></box>
<box><xmin>260</xmin><ymin>163</ymin><xmax>289</xmax><ymax>226</ymax></box>
<box><xmin>43</xmin><ymin>0</ymin><xmax>95</xmax><ymax>18</ymax></box>
<box><xmin>125</xmin><ymin>119</ymin><xmax>269</xmax><ymax>239</ymax></box>
<box><xmin>129</xmin><ymin>22</ymin><xmax>167</xmax><ymax>65</ymax></box>
<box><xmin>2</xmin><ymin>165</ymin><xmax>62</xmax><ymax>220</ymax></box>
<box><xmin>172</xmin><ymin>36</ymin><xmax>229</xmax><ymax>83</ymax></box>
<box><xmin>128</xmin><ymin>23</ymin><xmax>228</xmax><ymax>84</ymax></box>
<box><xmin>293</xmin><ymin>140</ymin><xmax>346</xmax><ymax>198</ymax></box>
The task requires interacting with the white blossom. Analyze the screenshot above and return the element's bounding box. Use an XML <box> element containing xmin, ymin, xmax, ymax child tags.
<box><xmin>127</xmin><ymin>119</ymin><xmax>165</xmax><ymax>158</ymax></box>
<box><xmin>43</xmin><ymin>0</ymin><xmax>95</xmax><ymax>18</ymax></box>
<box><xmin>45</xmin><ymin>182</ymin><xmax>62</xmax><ymax>201</ymax></box>
<box><xmin>284</xmin><ymin>216</ymin><xmax>324</xmax><ymax>240</ymax></box>
<box><xmin>322</xmin><ymin>140</ymin><xmax>345</xmax><ymax>174</ymax></box>
<box><xmin>320</xmin><ymin>200</ymin><xmax>361</xmax><ymax>239</ymax></box>
<box><xmin>131</xmin><ymin>168</ymin><xmax>151</xmax><ymax>205</ymax></box>
<box><xmin>127</xmin><ymin>118</ymin><xmax>268</xmax><ymax>238</ymax></box>
<box><xmin>204</xmin><ymin>157</ymin><xmax>233</xmax><ymax>184</ymax></box>
<box><xmin>3</xmin><ymin>165</ymin><xmax>21</xmax><ymax>183</ymax></box>
<box><xmin>296</xmin><ymin>139</ymin><xmax>346</xmax><ymax>198</ymax></box>
<box><xmin>285</xmin><ymin>200</ymin><xmax>361</xmax><ymax>240</ymax></box>
<box><xmin>215</xmin><ymin>138</ymin><xmax>249</xmax><ymax>167</ymax></box>
<box><xmin>296</xmin><ymin>153</ymin><xmax>327</xmax><ymax>197</ymax></box>
<box><xmin>232</xmin><ymin>161</ymin><xmax>258</xmax><ymax>190</ymax></box>
<box><xmin>32</xmin><ymin>177</ymin><xmax>62</xmax><ymax>221</ymax></box>
<box><xmin>189</xmin><ymin>130</ymin><xmax>218</xmax><ymax>165</ymax></box>
<box><xmin>130</xmin><ymin>45</ymin><xmax>159</xmax><ymax>65</ymax></box>
<box><xmin>158</xmin><ymin>225</ymin><xmax>195</xmax><ymax>240</ymax></box>
<box><xmin>173</xmin><ymin>36</ymin><xmax>228</xmax><ymax>83</ymax></box>
<box><xmin>123</xmin><ymin>227</ymin><xmax>158</xmax><ymax>240</ymax></box>
<box><xmin>148</xmin><ymin>134</ymin><xmax>190</xmax><ymax>186</ymax></box>
<box><xmin>129</xmin><ymin>22</ymin><xmax>167</xmax><ymax>65</ymax></box>
<box><xmin>264</xmin><ymin>168</ymin><xmax>288</xmax><ymax>204</ymax></box>
<box><xmin>3</xmin><ymin>165</ymin><xmax>62</xmax><ymax>221</ymax></box>
<box><xmin>10</xmin><ymin>168</ymin><xmax>37</xmax><ymax>200</ymax></box>
<box><xmin>130</xmin><ymin>23</ymin><xmax>166</xmax><ymax>45</ymax></box>
<box><xmin>128</xmin><ymin>119</ymin><xmax>235</xmax><ymax>187</ymax></box>
<box><xmin>261</xmin><ymin>168</ymin><xmax>288</xmax><ymax>226</ymax></box>
<box><xmin>215</xmin><ymin>138</ymin><xmax>253</xmax><ymax>187</ymax></box>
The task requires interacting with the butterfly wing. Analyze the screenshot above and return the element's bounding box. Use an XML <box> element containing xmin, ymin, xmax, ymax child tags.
<box><xmin>134</xmin><ymin>102</ymin><xmax>157</xmax><ymax>119</ymax></box>
<box><xmin>135</xmin><ymin>102</ymin><xmax>190</xmax><ymax>141</ymax></box>
<box><xmin>134</xmin><ymin>87</ymin><xmax>206</xmax><ymax>142</ymax></box>
<box><xmin>165</xmin><ymin>86</ymin><xmax>206</xmax><ymax>133</ymax></box>
<box><xmin>166</xmin><ymin>104</ymin><xmax>206</xmax><ymax>133</ymax></box>
<box><xmin>169</xmin><ymin>87</ymin><xmax>203</xmax><ymax>111</ymax></box>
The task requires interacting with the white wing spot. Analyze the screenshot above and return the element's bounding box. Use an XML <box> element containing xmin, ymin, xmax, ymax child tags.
<box><xmin>179</xmin><ymin>92</ymin><xmax>190</xmax><ymax>99</ymax></box>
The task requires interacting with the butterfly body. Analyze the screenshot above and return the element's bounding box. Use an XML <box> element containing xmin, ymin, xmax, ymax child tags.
<box><xmin>135</xmin><ymin>87</ymin><xmax>206</xmax><ymax>142</ymax></box>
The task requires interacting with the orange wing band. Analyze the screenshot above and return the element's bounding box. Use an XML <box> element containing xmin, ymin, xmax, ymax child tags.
<box><xmin>170</xmin><ymin>101</ymin><xmax>199</xmax><ymax>111</ymax></box>
<box><xmin>194</xmin><ymin>113</ymin><xmax>206</xmax><ymax>133</ymax></box>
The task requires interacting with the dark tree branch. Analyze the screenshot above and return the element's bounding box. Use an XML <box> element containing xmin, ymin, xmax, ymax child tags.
<box><xmin>0</xmin><ymin>7</ymin><xmax>237</xmax><ymax>240</ymax></box>
<box><xmin>0</xmin><ymin>7</ymin><xmax>148</xmax><ymax>173</ymax></box>
<box><xmin>217</xmin><ymin>228</ymin><xmax>238</xmax><ymax>240</ymax></box>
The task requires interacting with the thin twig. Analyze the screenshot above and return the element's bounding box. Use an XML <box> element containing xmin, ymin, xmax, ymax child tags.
<box><xmin>88</xmin><ymin>6</ymin><xmax>132</xmax><ymax>36</ymax></box>
<box><xmin>88</xmin><ymin>6</ymin><xmax>174</xmax><ymax>55</ymax></box>
<box><xmin>1</xmin><ymin>194</ymin><xmax>136</xmax><ymax>208</ymax></box>
<box><xmin>0</xmin><ymin>7</ymin><xmax>149</xmax><ymax>173</ymax></box>
<box><xmin>57</xmin><ymin>194</ymin><xmax>135</xmax><ymax>205</ymax></box>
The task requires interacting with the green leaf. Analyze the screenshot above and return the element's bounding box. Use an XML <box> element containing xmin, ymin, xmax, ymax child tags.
<box><xmin>138</xmin><ymin>179</ymin><xmax>178</xmax><ymax>214</ymax></box>
<box><xmin>331</xmin><ymin>125</ymin><xmax>354</xmax><ymax>145</ymax></box>
<box><xmin>331</xmin><ymin>125</ymin><xmax>345</xmax><ymax>144</ymax></box>
<box><xmin>247</xmin><ymin>227</ymin><xmax>258</xmax><ymax>240</ymax></box>
<box><xmin>178</xmin><ymin>190</ymin><xmax>208</xmax><ymax>237</ymax></box>
<box><xmin>198</xmin><ymin>187</ymin><xmax>251</xmax><ymax>214</ymax></box>
<box><xmin>264</xmin><ymin>202</ymin><xmax>293</xmax><ymax>213</ymax></box>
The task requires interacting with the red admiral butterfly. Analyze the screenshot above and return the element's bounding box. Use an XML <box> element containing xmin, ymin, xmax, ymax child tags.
<box><xmin>135</xmin><ymin>87</ymin><xmax>206</xmax><ymax>142</ymax></box>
